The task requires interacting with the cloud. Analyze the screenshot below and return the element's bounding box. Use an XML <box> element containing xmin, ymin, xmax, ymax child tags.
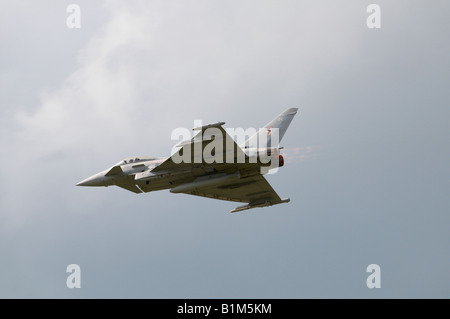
<box><xmin>14</xmin><ymin>4</ymin><xmax>149</xmax><ymax>157</ymax></box>
<box><xmin>9</xmin><ymin>0</ymin><xmax>366</xmax><ymax>173</ymax></box>
<box><xmin>1</xmin><ymin>0</ymin><xmax>367</xmax><ymax>244</ymax></box>
<box><xmin>3</xmin><ymin>1</ymin><xmax>448</xmax><ymax>298</ymax></box>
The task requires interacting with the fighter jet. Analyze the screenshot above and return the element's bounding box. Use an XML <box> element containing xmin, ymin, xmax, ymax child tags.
<box><xmin>77</xmin><ymin>108</ymin><xmax>298</xmax><ymax>213</ymax></box>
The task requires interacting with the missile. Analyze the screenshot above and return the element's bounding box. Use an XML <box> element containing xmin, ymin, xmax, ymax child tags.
<box><xmin>230</xmin><ymin>198</ymin><xmax>290</xmax><ymax>213</ymax></box>
<box><xmin>170</xmin><ymin>172</ymin><xmax>239</xmax><ymax>194</ymax></box>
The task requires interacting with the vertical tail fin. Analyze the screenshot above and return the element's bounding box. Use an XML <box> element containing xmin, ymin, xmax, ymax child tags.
<box><xmin>241</xmin><ymin>108</ymin><xmax>299</xmax><ymax>149</ymax></box>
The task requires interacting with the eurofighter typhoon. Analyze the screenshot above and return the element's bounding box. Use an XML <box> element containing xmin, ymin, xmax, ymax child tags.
<box><xmin>77</xmin><ymin>108</ymin><xmax>298</xmax><ymax>213</ymax></box>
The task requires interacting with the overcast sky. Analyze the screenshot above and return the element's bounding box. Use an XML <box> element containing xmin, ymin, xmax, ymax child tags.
<box><xmin>0</xmin><ymin>0</ymin><xmax>449</xmax><ymax>298</ymax></box>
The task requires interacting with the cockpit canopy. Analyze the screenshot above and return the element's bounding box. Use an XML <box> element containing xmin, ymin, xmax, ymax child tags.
<box><xmin>115</xmin><ymin>157</ymin><xmax>158</xmax><ymax>166</ymax></box>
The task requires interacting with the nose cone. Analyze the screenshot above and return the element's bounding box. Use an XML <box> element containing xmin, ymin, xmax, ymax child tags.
<box><xmin>76</xmin><ymin>172</ymin><xmax>106</xmax><ymax>187</ymax></box>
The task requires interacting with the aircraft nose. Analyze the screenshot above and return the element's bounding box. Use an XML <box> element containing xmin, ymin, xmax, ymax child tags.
<box><xmin>76</xmin><ymin>172</ymin><xmax>106</xmax><ymax>187</ymax></box>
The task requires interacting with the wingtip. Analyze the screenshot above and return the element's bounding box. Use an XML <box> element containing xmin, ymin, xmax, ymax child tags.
<box><xmin>280</xmin><ymin>107</ymin><xmax>299</xmax><ymax>116</ymax></box>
